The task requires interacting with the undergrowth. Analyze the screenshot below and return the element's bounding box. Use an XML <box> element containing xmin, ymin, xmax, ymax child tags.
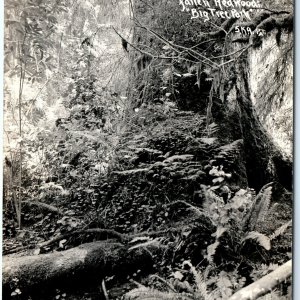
<box><xmin>3</xmin><ymin>91</ymin><xmax>292</xmax><ymax>299</ymax></box>
<box><xmin>3</xmin><ymin>94</ymin><xmax>292</xmax><ymax>300</ymax></box>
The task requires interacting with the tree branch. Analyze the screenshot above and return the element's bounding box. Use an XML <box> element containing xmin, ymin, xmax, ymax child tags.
<box><xmin>133</xmin><ymin>18</ymin><xmax>217</xmax><ymax>67</ymax></box>
<box><xmin>112</xmin><ymin>26</ymin><xmax>196</xmax><ymax>63</ymax></box>
<box><xmin>228</xmin><ymin>260</ymin><xmax>292</xmax><ymax>300</ymax></box>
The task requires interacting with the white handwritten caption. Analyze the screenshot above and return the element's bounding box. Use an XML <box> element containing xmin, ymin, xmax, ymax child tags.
<box><xmin>179</xmin><ymin>0</ymin><xmax>262</xmax><ymax>21</ymax></box>
<box><xmin>235</xmin><ymin>26</ymin><xmax>266</xmax><ymax>36</ymax></box>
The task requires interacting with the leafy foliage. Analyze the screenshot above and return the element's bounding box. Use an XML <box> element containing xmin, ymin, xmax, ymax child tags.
<box><xmin>3</xmin><ymin>0</ymin><xmax>293</xmax><ymax>299</ymax></box>
<box><xmin>3</xmin><ymin>0</ymin><xmax>130</xmax><ymax>232</ymax></box>
<box><xmin>202</xmin><ymin>181</ymin><xmax>291</xmax><ymax>268</ymax></box>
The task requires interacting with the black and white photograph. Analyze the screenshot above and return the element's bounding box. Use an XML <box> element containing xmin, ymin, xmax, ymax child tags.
<box><xmin>2</xmin><ymin>0</ymin><xmax>294</xmax><ymax>299</ymax></box>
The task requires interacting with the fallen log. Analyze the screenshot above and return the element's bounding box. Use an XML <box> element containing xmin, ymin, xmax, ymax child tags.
<box><xmin>3</xmin><ymin>241</ymin><xmax>153</xmax><ymax>299</ymax></box>
<box><xmin>2</xmin><ymin>228</ymin><xmax>126</xmax><ymax>256</ymax></box>
<box><xmin>228</xmin><ymin>259</ymin><xmax>292</xmax><ymax>300</ymax></box>
<box><xmin>3</xmin><ymin>225</ymin><xmax>185</xmax><ymax>256</ymax></box>
<box><xmin>23</xmin><ymin>200</ymin><xmax>62</xmax><ymax>214</ymax></box>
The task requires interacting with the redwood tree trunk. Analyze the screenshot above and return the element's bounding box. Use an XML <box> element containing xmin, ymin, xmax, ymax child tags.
<box><xmin>233</xmin><ymin>55</ymin><xmax>292</xmax><ymax>192</ymax></box>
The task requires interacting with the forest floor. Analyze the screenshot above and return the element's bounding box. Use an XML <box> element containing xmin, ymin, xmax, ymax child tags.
<box><xmin>3</xmin><ymin>100</ymin><xmax>292</xmax><ymax>300</ymax></box>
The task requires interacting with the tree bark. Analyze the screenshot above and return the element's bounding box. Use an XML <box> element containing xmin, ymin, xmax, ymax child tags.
<box><xmin>3</xmin><ymin>241</ymin><xmax>153</xmax><ymax>298</ymax></box>
<box><xmin>233</xmin><ymin>54</ymin><xmax>292</xmax><ymax>192</ymax></box>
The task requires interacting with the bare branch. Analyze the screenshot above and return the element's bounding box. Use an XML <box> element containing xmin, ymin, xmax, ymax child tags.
<box><xmin>112</xmin><ymin>26</ymin><xmax>198</xmax><ymax>63</ymax></box>
<box><xmin>133</xmin><ymin>18</ymin><xmax>217</xmax><ymax>67</ymax></box>
<box><xmin>228</xmin><ymin>260</ymin><xmax>292</xmax><ymax>300</ymax></box>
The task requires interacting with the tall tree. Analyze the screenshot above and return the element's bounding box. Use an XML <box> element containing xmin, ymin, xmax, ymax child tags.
<box><xmin>128</xmin><ymin>0</ymin><xmax>293</xmax><ymax>192</ymax></box>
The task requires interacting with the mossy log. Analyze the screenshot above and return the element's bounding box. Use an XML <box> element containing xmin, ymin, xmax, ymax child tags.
<box><xmin>2</xmin><ymin>241</ymin><xmax>153</xmax><ymax>299</ymax></box>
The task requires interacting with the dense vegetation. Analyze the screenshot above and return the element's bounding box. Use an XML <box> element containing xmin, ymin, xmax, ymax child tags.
<box><xmin>3</xmin><ymin>0</ymin><xmax>293</xmax><ymax>299</ymax></box>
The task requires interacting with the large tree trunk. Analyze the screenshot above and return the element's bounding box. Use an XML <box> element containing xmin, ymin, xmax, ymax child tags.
<box><xmin>3</xmin><ymin>242</ymin><xmax>153</xmax><ymax>299</ymax></box>
<box><xmin>233</xmin><ymin>55</ymin><xmax>292</xmax><ymax>192</ymax></box>
<box><xmin>234</xmin><ymin>56</ymin><xmax>274</xmax><ymax>190</ymax></box>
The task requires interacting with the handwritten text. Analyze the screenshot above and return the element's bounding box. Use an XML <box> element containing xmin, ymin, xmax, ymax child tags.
<box><xmin>179</xmin><ymin>0</ymin><xmax>262</xmax><ymax>22</ymax></box>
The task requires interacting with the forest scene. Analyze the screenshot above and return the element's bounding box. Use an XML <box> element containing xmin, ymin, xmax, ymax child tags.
<box><xmin>3</xmin><ymin>0</ymin><xmax>293</xmax><ymax>299</ymax></box>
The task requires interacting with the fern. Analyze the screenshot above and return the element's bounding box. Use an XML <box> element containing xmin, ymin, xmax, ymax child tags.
<box><xmin>213</xmin><ymin>227</ymin><xmax>227</xmax><ymax>239</ymax></box>
<box><xmin>243</xmin><ymin>231</ymin><xmax>271</xmax><ymax>250</ymax></box>
<box><xmin>243</xmin><ymin>183</ymin><xmax>273</xmax><ymax>231</ymax></box>
<box><xmin>149</xmin><ymin>275</ymin><xmax>177</xmax><ymax>293</ymax></box>
<box><xmin>183</xmin><ymin>261</ymin><xmax>214</xmax><ymax>300</ymax></box>
<box><xmin>206</xmin><ymin>227</ymin><xmax>227</xmax><ymax>262</ymax></box>
<box><xmin>201</xmin><ymin>185</ymin><xmax>224</xmax><ymax>216</ymax></box>
<box><xmin>255</xmin><ymin>186</ymin><xmax>273</xmax><ymax>226</ymax></box>
<box><xmin>270</xmin><ymin>219</ymin><xmax>292</xmax><ymax>241</ymax></box>
<box><xmin>215</xmin><ymin>139</ymin><xmax>243</xmax><ymax>160</ymax></box>
<box><xmin>206</xmin><ymin>241</ymin><xmax>220</xmax><ymax>263</ymax></box>
<box><xmin>201</xmin><ymin>182</ymin><xmax>281</xmax><ymax>264</ymax></box>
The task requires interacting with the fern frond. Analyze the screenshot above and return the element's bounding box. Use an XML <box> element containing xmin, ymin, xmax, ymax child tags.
<box><xmin>206</xmin><ymin>241</ymin><xmax>220</xmax><ymax>263</ymax></box>
<box><xmin>183</xmin><ymin>261</ymin><xmax>214</xmax><ymax>300</ymax></box>
<box><xmin>215</xmin><ymin>139</ymin><xmax>243</xmax><ymax>161</ymax></box>
<box><xmin>243</xmin><ymin>231</ymin><xmax>271</xmax><ymax>250</ymax></box>
<box><xmin>149</xmin><ymin>275</ymin><xmax>177</xmax><ymax>292</ymax></box>
<box><xmin>255</xmin><ymin>186</ymin><xmax>272</xmax><ymax>226</ymax></box>
<box><xmin>213</xmin><ymin>227</ymin><xmax>227</xmax><ymax>239</ymax></box>
<box><xmin>270</xmin><ymin>219</ymin><xmax>292</xmax><ymax>241</ymax></box>
<box><xmin>203</xmin><ymin>264</ymin><xmax>214</xmax><ymax>282</ymax></box>
<box><xmin>201</xmin><ymin>185</ymin><xmax>224</xmax><ymax>214</ymax></box>
<box><xmin>244</xmin><ymin>183</ymin><xmax>273</xmax><ymax>231</ymax></box>
<box><xmin>265</xmin><ymin>202</ymin><xmax>279</xmax><ymax>216</ymax></box>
